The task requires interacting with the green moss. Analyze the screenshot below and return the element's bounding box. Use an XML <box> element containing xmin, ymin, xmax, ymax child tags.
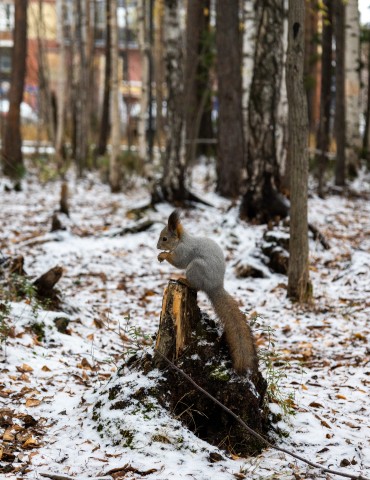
<box><xmin>30</xmin><ymin>321</ymin><xmax>46</xmax><ymax>341</ymax></box>
<box><xmin>209</xmin><ymin>366</ymin><xmax>230</xmax><ymax>382</ymax></box>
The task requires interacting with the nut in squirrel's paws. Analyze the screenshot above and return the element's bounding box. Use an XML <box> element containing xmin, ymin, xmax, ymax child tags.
<box><xmin>158</xmin><ymin>252</ymin><xmax>168</xmax><ymax>263</ymax></box>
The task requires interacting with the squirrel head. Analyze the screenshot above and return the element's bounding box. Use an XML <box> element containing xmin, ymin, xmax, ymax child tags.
<box><xmin>157</xmin><ymin>210</ymin><xmax>183</xmax><ymax>251</ymax></box>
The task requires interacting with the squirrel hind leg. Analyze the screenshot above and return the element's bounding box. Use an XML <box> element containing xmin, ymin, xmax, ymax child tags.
<box><xmin>186</xmin><ymin>259</ymin><xmax>223</xmax><ymax>293</ymax></box>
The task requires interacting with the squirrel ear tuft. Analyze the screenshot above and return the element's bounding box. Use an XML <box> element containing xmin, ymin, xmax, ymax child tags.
<box><xmin>168</xmin><ymin>209</ymin><xmax>180</xmax><ymax>232</ymax></box>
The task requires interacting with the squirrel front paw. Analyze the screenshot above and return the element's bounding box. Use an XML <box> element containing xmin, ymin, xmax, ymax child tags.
<box><xmin>158</xmin><ymin>252</ymin><xmax>168</xmax><ymax>263</ymax></box>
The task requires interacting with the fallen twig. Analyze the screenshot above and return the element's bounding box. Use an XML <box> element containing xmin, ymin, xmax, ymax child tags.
<box><xmin>39</xmin><ymin>472</ymin><xmax>112</xmax><ymax>480</ymax></box>
<box><xmin>154</xmin><ymin>349</ymin><xmax>369</xmax><ymax>480</ymax></box>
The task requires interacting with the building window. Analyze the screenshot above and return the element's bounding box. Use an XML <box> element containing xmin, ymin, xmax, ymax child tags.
<box><xmin>0</xmin><ymin>3</ymin><xmax>15</xmax><ymax>32</ymax></box>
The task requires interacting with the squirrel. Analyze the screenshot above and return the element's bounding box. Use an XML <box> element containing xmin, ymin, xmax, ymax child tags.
<box><xmin>157</xmin><ymin>210</ymin><xmax>258</xmax><ymax>375</ymax></box>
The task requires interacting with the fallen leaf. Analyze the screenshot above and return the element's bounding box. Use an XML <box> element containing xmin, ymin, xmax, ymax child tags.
<box><xmin>22</xmin><ymin>436</ymin><xmax>39</xmax><ymax>449</ymax></box>
<box><xmin>25</xmin><ymin>398</ymin><xmax>41</xmax><ymax>408</ymax></box>
<box><xmin>16</xmin><ymin>364</ymin><xmax>33</xmax><ymax>373</ymax></box>
<box><xmin>320</xmin><ymin>419</ymin><xmax>331</xmax><ymax>429</ymax></box>
<box><xmin>3</xmin><ymin>428</ymin><xmax>15</xmax><ymax>441</ymax></box>
<box><xmin>41</xmin><ymin>365</ymin><xmax>51</xmax><ymax>372</ymax></box>
<box><xmin>336</xmin><ymin>394</ymin><xmax>347</xmax><ymax>400</ymax></box>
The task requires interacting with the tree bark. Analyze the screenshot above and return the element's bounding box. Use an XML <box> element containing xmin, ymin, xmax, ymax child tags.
<box><xmin>159</xmin><ymin>0</ymin><xmax>186</xmax><ymax>201</ymax></box>
<box><xmin>73</xmin><ymin>0</ymin><xmax>89</xmax><ymax>176</ymax></box>
<box><xmin>153</xmin><ymin>0</ymin><xmax>165</xmax><ymax>148</ymax></box>
<box><xmin>2</xmin><ymin>0</ymin><xmax>28</xmax><ymax>180</ymax></box>
<box><xmin>240</xmin><ymin>0</ymin><xmax>285</xmax><ymax>223</ymax></box>
<box><xmin>137</xmin><ymin>0</ymin><xmax>149</xmax><ymax>165</ymax></box>
<box><xmin>304</xmin><ymin>0</ymin><xmax>320</xmax><ymax>136</ymax></box>
<box><xmin>184</xmin><ymin>0</ymin><xmax>212</xmax><ymax>166</ymax></box>
<box><xmin>363</xmin><ymin>31</ymin><xmax>370</xmax><ymax>164</ymax></box>
<box><xmin>215</xmin><ymin>0</ymin><xmax>244</xmax><ymax>198</ymax></box>
<box><xmin>344</xmin><ymin>0</ymin><xmax>361</xmax><ymax>175</ymax></box>
<box><xmin>316</xmin><ymin>0</ymin><xmax>333</xmax><ymax>198</ymax></box>
<box><xmin>109</xmin><ymin>0</ymin><xmax>122</xmax><ymax>192</ymax></box>
<box><xmin>286</xmin><ymin>0</ymin><xmax>312</xmax><ymax>303</ymax></box>
<box><xmin>95</xmin><ymin>0</ymin><xmax>111</xmax><ymax>157</ymax></box>
<box><xmin>334</xmin><ymin>0</ymin><xmax>346</xmax><ymax>187</ymax></box>
<box><xmin>55</xmin><ymin>0</ymin><xmax>67</xmax><ymax>167</ymax></box>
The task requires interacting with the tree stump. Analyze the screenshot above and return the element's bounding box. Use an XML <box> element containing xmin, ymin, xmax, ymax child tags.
<box><xmin>152</xmin><ymin>280</ymin><xmax>268</xmax><ymax>455</ymax></box>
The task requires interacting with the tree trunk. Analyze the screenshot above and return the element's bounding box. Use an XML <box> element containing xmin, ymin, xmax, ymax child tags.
<box><xmin>95</xmin><ymin>0</ymin><xmax>111</xmax><ymax>157</ymax></box>
<box><xmin>363</xmin><ymin>32</ymin><xmax>370</xmax><ymax>164</ymax></box>
<box><xmin>2</xmin><ymin>0</ymin><xmax>28</xmax><ymax>180</ymax></box>
<box><xmin>109</xmin><ymin>0</ymin><xmax>121</xmax><ymax>192</ymax></box>
<box><xmin>215</xmin><ymin>0</ymin><xmax>244</xmax><ymax>198</ymax></box>
<box><xmin>334</xmin><ymin>0</ymin><xmax>346</xmax><ymax>187</ymax></box>
<box><xmin>184</xmin><ymin>0</ymin><xmax>212</xmax><ymax>166</ymax></box>
<box><xmin>242</xmin><ymin>0</ymin><xmax>257</xmax><ymax>146</ymax></box>
<box><xmin>345</xmin><ymin>0</ymin><xmax>361</xmax><ymax>175</ymax></box>
<box><xmin>304</xmin><ymin>0</ymin><xmax>320</xmax><ymax>136</ymax></box>
<box><xmin>74</xmin><ymin>0</ymin><xmax>89</xmax><ymax>176</ymax></box>
<box><xmin>37</xmin><ymin>0</ymin><xmax>56</xmax><ymax>145</ymax></box>
<box><xmin>55</xmin><ymin>0</ymin><xmax>67</xmax><ymax>167</ymax></box>
<box><xmin>286</xmin><ymin>0</ymin><xmax>312</xmax><ymax>303</ymax></box>
<box><xmin>137</xmin><ymin>0</ymin><xmax>149</xmax><ymax>165</ymax></box>
<box><xmin>159</xmin><ymin>0</ymin><xmax>186</xmax><ymax>201</ymax></box>
<box><xmin>316</xmin><ymin>0</ymin><xmax>333</xmax><ymax>198</ymax></box>
<box><xmin>154</xmin><ymin>0</ymin><xmax>165</xmax><ymax>148</ymax></box>
<box><xmin>240</xmin><ymin>0</ymin><xmax>286</xmax><ymax>223</ymax></box>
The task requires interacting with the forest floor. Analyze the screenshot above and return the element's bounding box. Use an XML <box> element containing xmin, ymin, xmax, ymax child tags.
<box><xmin>0</xmin><ymin>164</ymin><xmax>369</xmax><ymax>480</ymax></box>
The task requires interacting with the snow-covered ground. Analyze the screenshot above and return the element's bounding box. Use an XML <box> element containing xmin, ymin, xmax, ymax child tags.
<box><xmin>0</xmin><ymin>165</ymin><xmax>369</xmax><ymax>479</ymax></box>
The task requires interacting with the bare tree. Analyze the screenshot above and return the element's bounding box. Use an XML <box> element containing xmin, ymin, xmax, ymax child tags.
<box><xmin>184</xmin><ymin>0</ymin><xmax>212</xmax><ymax>167</ymax></box>
<box><xmin>363</xmin><ymin>27</ymin><xmax>370</xmax><ymax>164</ymax></box>
<box><xmin>55</xmin><ymin>0</ymin><xmax>68</xmax><ymax>167</ymax></box>
<box><xmin>286</xmin><ymin>0</ymin><xmax>312</xmax><ymax>302</ymax></box>
<box><xmin>334</xmin><ymin>0</ymin><xmax>346</xmax><ymax>187</ymax></box>
<box><xmin>2</xmin><ymin>0</ymin><xmax>28</xmax><ymax>180</ymax></box>
<box><xmin>240</xmin><ymin>0</ymin><xmax>286</xmax><ymax>223</ymax></box>
<box><xmin>137</xmin><ymin>0</ymin><xmax>149</xmax><ymax>165</ymax></box>
<box><xmin>345</xmin><ymin>0</ymin><xmax>361</xmax><ymax>175</ymax></box>
<box><xmin>304</xmin><ymin>0</ymin><xmax>320</xmax><ymax>136</ymax></box>
<box><xmin>156</xmin><ymin>0</ymin><xmax>186</xmax><ymax>201</ymax></box>
<box><xmin>71</xmin><ymin>0</ymin><xmax>89</xmax><ymax>176</ymax></box>
<box><xmin>215</xmin><ymin>0</ymin><xmax>244</xmax><ymax>198</ymax></box>
<box><xmin>109</xmin><ymin>0</ymin><xmax>122</xmax><ymax>192</ymax></box>
<box><xmin>316</xmin><ymin>0</ymin><xmax>333</xmax><ymax>197</ymax></box>
<box><xmin>153</xmin><ymin>0</ymin><xmax>165</xmax><ymax>147</ymax></box>
<box><xmin>95</xmin><ymin>0</ymin><xmax>111</xmax><ymax>157</ymax></box>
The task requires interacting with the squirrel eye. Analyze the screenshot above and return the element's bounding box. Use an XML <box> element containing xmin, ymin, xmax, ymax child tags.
<box><xmin>163</xmin><ymin>236</ymin><xmax>167</xmax><ymax>242</ymax></box>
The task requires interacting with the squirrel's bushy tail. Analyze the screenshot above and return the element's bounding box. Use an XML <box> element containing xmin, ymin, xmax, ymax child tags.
<box><xmin>208</xmin><ymin>287</ymin><xmax>258</xmax><ymax>375</ymax></box>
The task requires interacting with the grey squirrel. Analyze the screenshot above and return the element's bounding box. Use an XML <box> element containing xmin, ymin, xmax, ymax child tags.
<box><xmin>157</xmin><ymin>210</ymin><xmax>258</xmax><ymax>375</ymax></box>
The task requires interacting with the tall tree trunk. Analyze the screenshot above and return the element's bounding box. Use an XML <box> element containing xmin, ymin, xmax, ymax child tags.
<box><xmin>334</xmin><ymin>0</ymin><xmax>346</xmax><ymax>187</ymax></box>
<box><xmin>158</xmin><ymin>0</ymin><xmax>186</xmax><ymax>201</ymax></box>
<box><xmin>137</xmin><ymin>0</ymin><xmax>149</xmax><ymax>165</ymax></box>
<box><xmin>304</xmin><ymin>0</ymin><xmax>320</xmax><ymax>136</ymax></box>
<box><xmin>96</xmin><ymin>0</ymin><xmax>111</xmax><ymax>157</ymax></box>
<box><xmin>154</xmin><ymin>0</ymin><xmax>165</xmax><ymax>148</ymax></box>
<box><xmin>242</xmin><ymin>0</ymin><xmax>257</xmax><ymax>146</ymax></box>
<box><xmin>109</xmin><ymin>0</ymin><xmax>121</xmax><ymax>192</ymax></box>
<box><xmin>184</xmin><ymin>0</ymin><xmax>212</xmax><ymax>166</ymax></box>
<box><xmin>73</xmin><ymin>0</ymin><xmax>89</xmax><ymax>176</ymax></box>
<box><xmin>2</xmin><ymin>0</ymin><xmax>28</xmax><ymax>180</ymax></box>
<box><xmin>240</xmin><ymin>0</ymin><xmax>285</xmax><ymax>223</ymax></box>
<box><xmin>286</xmin><ymin>0</ymin><xmax>312</xmax><ymax>303</ymax></box>
<box><xmin>216</xmin><ymin>0</ymin><xmax>244</xmax><ymax>198</ymax></box>
<box><xmin>345</xmin><ymin>0</ymin><xmax>361</xmax><ymax>176</ymax></box>
<box><xmin>37</xmin><ymin>0</ymin><xmax>56</xmax><ymax>144</ymax></box>
<box><xmin>363</xmin><ymin>31</ymin><xmax>370</xmax><ymax>164</ymax></box>
<box><xmin>316</xmin><ymin>0</ymin><xmax>333</xmax><ymax>197</ymax></box>
<box><xmin>55</xmin><ymin>0</ymin><xmax>67</xmax><ymax>167</ymax></box>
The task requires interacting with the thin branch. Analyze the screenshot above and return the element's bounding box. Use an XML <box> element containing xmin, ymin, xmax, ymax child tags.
<box><xmin>154</xmin><ymin>349</ymin><xmax>369</xmax><ymax>480</ymax></box>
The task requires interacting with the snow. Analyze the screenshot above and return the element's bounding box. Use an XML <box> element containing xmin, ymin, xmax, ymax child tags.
<box><xmin>1</xmin><ymin>164</ymin><xmax>370</xmax><ymax>479</ymax></box>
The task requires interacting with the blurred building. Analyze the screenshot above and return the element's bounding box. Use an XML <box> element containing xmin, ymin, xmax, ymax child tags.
<box><xmin>0</xmin><ymin>0</ymin><xmax>142</xmax><ymax>120</ymax></box>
